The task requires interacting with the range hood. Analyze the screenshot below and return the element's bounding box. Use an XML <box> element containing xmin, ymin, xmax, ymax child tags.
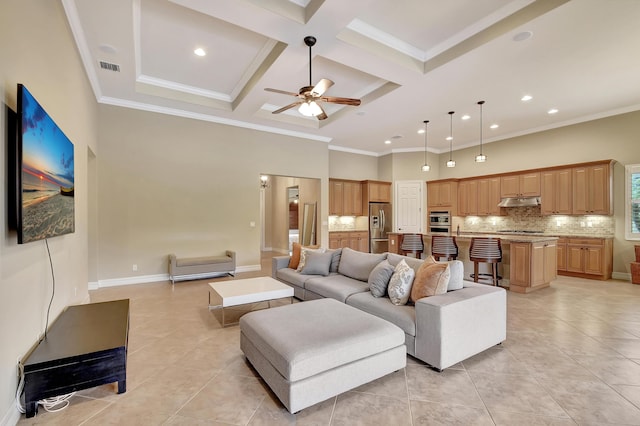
<box><xmin>497</xmin><ymin>196</ymin><xmax>541</xmax><ymax>208</ymax></box>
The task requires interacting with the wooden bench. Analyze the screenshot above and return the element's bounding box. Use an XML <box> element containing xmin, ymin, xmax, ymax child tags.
<box><xmin>168</xmin><ymin>250</ymin><xmax>235</xmax><ymax>284</ymax></box>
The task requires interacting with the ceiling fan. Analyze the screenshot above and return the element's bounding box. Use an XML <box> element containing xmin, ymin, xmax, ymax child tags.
<box><xmin>265</xmin><ymin>36</ymin><xmax>361</xmax><ymax>120</ymax></box>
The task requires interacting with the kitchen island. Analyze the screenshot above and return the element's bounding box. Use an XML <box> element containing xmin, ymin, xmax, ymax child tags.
<box><xmin>390</xmin><ymin>233</ymin><xmax>559</xmax><ymax>293</ymax></box>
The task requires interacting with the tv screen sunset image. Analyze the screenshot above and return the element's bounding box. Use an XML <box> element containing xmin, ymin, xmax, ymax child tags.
<box><xmin>20</xmin><ymin>85</ymin><xmax>75</xmax><ymax>243</ymax></box>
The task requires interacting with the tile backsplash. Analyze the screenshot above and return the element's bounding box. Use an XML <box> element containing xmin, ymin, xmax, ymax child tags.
<box><xmin>328</xmin><ymin>215</ymin><xmax>369</xmax><ymax>231</ymax></box>
<box><xmin>453</xmin><ymin>206</ymin><xmax>614</xmax><ymax>236</ymax></box>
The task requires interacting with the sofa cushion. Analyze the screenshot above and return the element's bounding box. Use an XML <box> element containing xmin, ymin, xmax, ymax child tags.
<box><xmin>368</xmin><ymin>260</ymin><xmax>395</xmax><ymax>297</ymax></box>
<box><xmin>338</xmin><ymin>248</ymin><xmax>387</xmax><ymax>282</ymax></box>
<box><xmin>305</xmin><ymin>274</ymin><xmax>370</xmax><ymax>303</ymax></box>
<box><xmin>346</xmin><ymin>292</ymin><xmax>416</xmax><ymax>336</ymax></box>
<box><xmin>276</xmin><ymin>268</ymin><xmax>321</xmax><ymax>288</ymax></box>
<box><xmin>410</xmin><ymin>262</ymin><xmax>451</xmax><ymax>302</ymax></box>
<box><xmin>301</xmin><ymin>251</ymin><xmax>333</xmax><ymax>276</ymax></box>
<box><xmin>388</xmin><ymin>259</ymin><xmax>415</xmax><ymax>306</ymax></box>
<box><xmin>387</xmin><ymin>253</ymin><xmax>424</xmax><ymax>274</ymax></box>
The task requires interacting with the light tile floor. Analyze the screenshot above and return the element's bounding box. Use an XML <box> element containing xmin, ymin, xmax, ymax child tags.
<box><xmin>18</xmin><ymin>253</ymin><xmax>640</xmax><ymax>425</ymax></box>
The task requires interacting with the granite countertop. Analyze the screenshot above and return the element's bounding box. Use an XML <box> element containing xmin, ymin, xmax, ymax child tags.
<box><xmin>445</xmin><ymin>233</ymin><xmax>559</xmax><ymax>243</ymax></box>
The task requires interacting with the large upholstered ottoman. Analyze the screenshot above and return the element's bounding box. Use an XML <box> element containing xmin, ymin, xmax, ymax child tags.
<box><xmin>239</xmin><ymin>298</ymin><xmax>406</xmax><ymax>413</ymax></box>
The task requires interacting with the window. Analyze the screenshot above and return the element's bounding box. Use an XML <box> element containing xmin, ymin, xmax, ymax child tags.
<box><xmin>627</xmin><ymin>164</ymin><xmax>640</xmax><ymax>240</ymax></box>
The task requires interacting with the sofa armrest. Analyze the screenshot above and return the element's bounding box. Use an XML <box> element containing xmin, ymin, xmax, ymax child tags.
<box><xmin>272</xmin><ymin>256</ymin><xmax>292</xmax><ymax>278</ymax></box>
<box><xmin>414</xmin><ymin>284</ymin><xmax>506</xmax><ymax>370</ymax></box>
<box><xmin>226</xmin><ymin>250</ymin><xmax>236</xmax><ymax>269</ymax></box>
<box><xmin>169</xmin><ymin>254</ymin><xmax>177</xmax><ymax>273</ymax></box>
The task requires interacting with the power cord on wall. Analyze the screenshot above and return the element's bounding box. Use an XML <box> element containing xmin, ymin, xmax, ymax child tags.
<box><xmin>15</xmin><ymin>239</ymin><xmax>74</xmax><ymax>416</ymax></box>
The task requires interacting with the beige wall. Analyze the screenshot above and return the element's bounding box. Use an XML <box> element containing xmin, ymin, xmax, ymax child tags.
<box><xmin>97</xmin><ymin>105</ymin><xmax>329</xmax><ymax>280</ymax></box>
<box><xmin>0</xmin><ymin>0</ymin><xmax>97</xmax><ymax>421</ymax></box>
<box><xmin>434</xmin><ymin>111</ymin><xmax>640</xmax><ymax>277</ymax></box>
<box><xmin>328</xmin><ymin>150</ymin><xmax>378</xmax><ymax>180</ymax></box>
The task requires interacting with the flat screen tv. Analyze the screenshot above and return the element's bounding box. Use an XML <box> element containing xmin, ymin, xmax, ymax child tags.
<box><xmin>13</xmin><ymin>84</ymin><xmax>75</xmax><ymax>244</ymax></box>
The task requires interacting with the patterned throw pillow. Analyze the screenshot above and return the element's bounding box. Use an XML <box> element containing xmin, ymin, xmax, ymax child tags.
<box><xmin>387</xmin><ymin>259</ymin><xmax>415</xmax><ymax>305</ymax></box>
<box><xmin>288</xmin><ymin>242</ymin><xmax>319</xmax><ymax>269</ymax></box>
<box><xmin>296</xmin><ymin>247</ymin><xmax>326</xmax><ymax>272</ymax></box>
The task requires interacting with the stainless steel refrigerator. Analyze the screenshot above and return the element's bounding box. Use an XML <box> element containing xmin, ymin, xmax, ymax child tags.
<box><xmin>369</xmin><ymin>202</ymin><xmax>392</xmax><ymax>253</ymax></box>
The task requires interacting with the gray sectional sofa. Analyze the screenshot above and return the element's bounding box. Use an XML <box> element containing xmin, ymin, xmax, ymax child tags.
<box><xmin>272</xmin><ymin>247</ymin><xmax>506</xmax><ymax>371</ymax></box>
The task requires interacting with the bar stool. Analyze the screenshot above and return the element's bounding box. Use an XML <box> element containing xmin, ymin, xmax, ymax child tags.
<box><xmin>400</xmin><ymin>234</ymin><xmax>424</xmax><ymax>258</ymax></box>
<box><xmin>469</xmin><ymin>237</ymin><xmax>502</xmax><ymax>286</ymax></box>
<box><xmin>431</xmin><ymin>235</ymin><xmax>458</xmax><ymax>261</ymax></box>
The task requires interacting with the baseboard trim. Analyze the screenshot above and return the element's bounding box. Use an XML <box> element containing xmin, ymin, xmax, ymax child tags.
<box><xmin>90</xmin><ymin>265</ymin><xmax>262</xmax><ymax>289</ymax></box>
<box><xmin>1</xmin><ymin>403</ymin><xmax>20</xmax><ymax>426</ymax></box>
<box><xmin>612</xmin><ymin>271</ymin><xmax>631</xmax><ymax>281</ymax></box>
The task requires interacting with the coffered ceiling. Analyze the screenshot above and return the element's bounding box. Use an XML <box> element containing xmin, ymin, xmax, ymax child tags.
<box><xmin>62</xmin><ymin>0</ymin><xmax>640</xmax><ymax>155</ymax></box>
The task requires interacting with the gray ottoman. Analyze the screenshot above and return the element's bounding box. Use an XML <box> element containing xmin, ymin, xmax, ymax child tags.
<box><xmin>239</xmin><ymin>298</ymin><xmax>406</xmax><ymax>413</ymax></box>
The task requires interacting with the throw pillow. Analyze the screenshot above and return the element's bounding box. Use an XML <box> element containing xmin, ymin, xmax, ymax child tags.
<box><xmin>338</xmin><ymin>248</ymin><xmax>387</xmax><ymax>282</ymax></box>
<box><xmin>300</xmin><ymin>251</ymin><xmax>333</xmax><ymax>276</ymax></box>
<box><xmin>288</xmin><ymin>242</ymin><xmax>319</xmax><ymax>269</ymax></box>
<box><xmin>446</xmin><ymin>260</ymin><xmax>464</xmax><ymax>291</ymax></box>
<box><xmin>388</xmin><ymin>259</ymin><xmax>415</xmax><ymax>305</ymax></box>
<box><xmin>410</xmin><ymin>262</ymin><xmax>451</xmax><ymax>302</ymax></box>
<box><xmin>326</xmin><ymin>248</ymin><xmax>342</xmax><ymax>273</ymax></box>
<box><xmin>296</xmin><ymin>247</ymin><xmax>325</xmax><ymax>272</ymax></box>
<box><xmin>368</xmin><ymin>260</ymin><xmax>395</xmax><ymax>297</ymax></box>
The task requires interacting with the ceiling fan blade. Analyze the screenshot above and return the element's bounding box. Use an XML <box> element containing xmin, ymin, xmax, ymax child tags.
<box><xmin>272</xmin><ymin>101</ymin><xmax>302</xmax><ymax>114</ymax></box>
<box><xmin>311</xmin><ymin>79</ymin><xmax>334</xmax><ymax>97</ymax></box>
<box><xmin>265</xmin><ymin>88</ymin><xmax>300</xmax><ymax>97</ymax></box>
<box><xmin>320</xmin><ymin>96</ymin><xmax>361</xmax><ymax>106</ymax></box>
<box><xmin>316</xmin><ymin>103</ymin><xmax>328</xmax><ymax>120</ymax></box>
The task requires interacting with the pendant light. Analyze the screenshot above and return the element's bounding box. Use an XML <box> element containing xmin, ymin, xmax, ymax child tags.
<box><xmin>446</xmin><ymin>111</ymin><xmax>456</xmax><ymax>168</ymax></box>
<box><xmin>475</xmin><ymin>100</ymin><xmax>487</xmax><ymax>163</ymax></box>
<box><xmin>421</xmin><ymin>120</ymin><xmax>430</xmax><ymax>172</ymax></box>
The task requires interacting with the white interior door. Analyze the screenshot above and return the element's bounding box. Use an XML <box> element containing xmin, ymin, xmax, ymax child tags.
<box><xmin>395</xmin><ymin>181</ymin><xmax>423</xmax><ymax>233</ymax></box>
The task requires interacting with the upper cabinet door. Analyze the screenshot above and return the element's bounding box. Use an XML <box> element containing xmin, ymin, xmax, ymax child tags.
<box><xmin>572</xmin><ymin>163</ymin><xmax>611</xmax><ymax>215</ymax></box>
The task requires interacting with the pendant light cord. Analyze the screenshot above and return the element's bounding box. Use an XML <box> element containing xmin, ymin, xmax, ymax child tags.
<box><xmin>448</xmin><ymin>111</ymin><xmax>454</xmax><ymax>160</ymax></box>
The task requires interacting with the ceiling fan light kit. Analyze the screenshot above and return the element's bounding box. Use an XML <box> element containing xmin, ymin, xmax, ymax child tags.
<box><xmin>265</xmin><ymin>36</ymin><xmax>361</xmax><ymax>120</ymax></box>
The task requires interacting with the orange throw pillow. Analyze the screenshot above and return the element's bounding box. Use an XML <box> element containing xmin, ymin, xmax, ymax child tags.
<box><xmin>410</xmin><ymin>262</ymin><xmax>451</xmax><ymax>302</ymax></box>
<box><xmin>288</xmin><ymin>243</ymin><xmax>319</xmax><ymax>269</ymax></box>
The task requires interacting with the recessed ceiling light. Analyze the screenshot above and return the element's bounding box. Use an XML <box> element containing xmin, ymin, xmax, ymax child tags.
<box><xmin>417</xmin><ymin>129</ymin><xmax>425</xmax><ymax>134</ymax></box>
<box><xmin>490</xmin><ymin>124</ymin><xmax>499</xmax><ymax>129</ymax></box>
<box><xmin>446</xmin><ymin>136</ymin><xmax>453</xmax><ymax>141</ymax></box>
<box><xmin>521</xmin><ymin>95</ymin><xmax>533</xmax><ymax>102</ymax></box>
<box><xmin>513</xmin><ymin>31</ymin><xmax>533</xmax><ymax>42</ymax></box>
<box><xmin>194</xmin><ymin>48</ymin><xmax>206</xmax><ymax>57</ymax></box>
<box><xmin>548</xmin><ymin>108</ymin><xmax>559</xmax><ymax>114</ymax></box>
<box><xmin>384</xmin><ymin>140</ymin><xmax>391</xmax><ymax>144</ymax></box>
<box><xmin>391</xmin><ymin>135</ymin><xmax>403</xmax><ymax>139</ymax></box>
<box><xmin>461</xmin><ymin>115</ymin><xmax>470</xmax><ymax>120</ymax></box>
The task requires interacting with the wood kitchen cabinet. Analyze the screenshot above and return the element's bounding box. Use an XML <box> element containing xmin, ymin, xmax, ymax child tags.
<box><xmin>556</xmin><ymin>238</ymin><xmax>568</xmax><ymax>271</ymax></box>
<box><xmin>329</xmin><ymin>231</ymin><xmax>368</xmax><ymax>252</ymax></box>
<box><xmin>388</xmin><ymin>233</ymin><xmax>401</xmax><ymax>254</ymax></box>
<box><xmin>350</xmin><ymin>231</ymin><xmax>369</xmax><ymax>252</ymax></box>
<box><xmin>476</xmin><ymin>177</ymin><xmax>503</xmax><ymax>216</ymax></box>
<box><xmin>427</xmin><ymin>179</ymin><xmax>458</xmax><ymax>214</ymax></box>
<box><xmin>572</xmin><ymin>162</ymin><xmax>612</xmax><ymax>215</ymax></box>
<box><xmin>541</xmin><ymin>169</ymin><xmax>572</xmax><ymax>215</ymax></box>
<box><xmin>362</xmin><ymin>180</ymin><xmax>391</xmax><ymax>203</ymax></box>
<box><xmin>457</xmin><ymin>180</ymin><xmax>478</xmax><ymax>216</ymax></box>
<box><xmin>563</xmin><ymin>237</ymin><xmax>613</xmax><ymax>280</ymax></box>
<box><xmin>329</xmin><ymin>179</ymin><xmax>362</xmax><ymax>216</ymax></box>
<box><xmin>500</xmin><ymin>172</ymin><xmax>541</xmax><ymax>197</ymax></box>
<box><xmin>510</xmin><ymin>240</ymin><xmax>557</xmax><ymax>293</ymax></box>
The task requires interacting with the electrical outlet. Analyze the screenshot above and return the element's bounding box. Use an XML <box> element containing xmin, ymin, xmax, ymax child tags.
<box><xmin>132</xmin><ymin>264</ymin><xmax>138</xmax><ymax>272</ymax></box>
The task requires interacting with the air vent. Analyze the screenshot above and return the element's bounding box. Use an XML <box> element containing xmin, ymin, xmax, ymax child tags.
<box><xmin>99</xmin><ymin>61</ymin><xmax>120</xmax><ymax>72</ymax></box>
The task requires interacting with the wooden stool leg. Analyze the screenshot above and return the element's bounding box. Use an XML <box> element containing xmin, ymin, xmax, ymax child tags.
<box><xmin>474</xmin><ymin>262</ymin><xmax>479</xmax><ymax>283</ymax></box>
<box><xmin>492</xmin><ymin>264</ymin><xmax>498</xmax><ymax>286</ymax></box>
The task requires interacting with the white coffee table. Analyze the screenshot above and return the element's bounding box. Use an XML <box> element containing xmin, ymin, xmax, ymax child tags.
<box><xmin>208</xmin><ymin>277</ymin><xmax>294</xmax><ymax>327</ymax></box>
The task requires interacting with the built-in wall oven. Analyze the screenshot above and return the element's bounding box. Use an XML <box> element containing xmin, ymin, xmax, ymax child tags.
<box><xmin>428</xmin><ymin>210</ymin><xmax>451</xmax><ymax>235</ymax></box>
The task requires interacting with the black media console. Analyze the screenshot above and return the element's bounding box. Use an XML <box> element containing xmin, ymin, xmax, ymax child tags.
<box><xmin>22</xmin><ymin>299</ymin><xmax>129</xmax><ymax>418</ymax></box>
